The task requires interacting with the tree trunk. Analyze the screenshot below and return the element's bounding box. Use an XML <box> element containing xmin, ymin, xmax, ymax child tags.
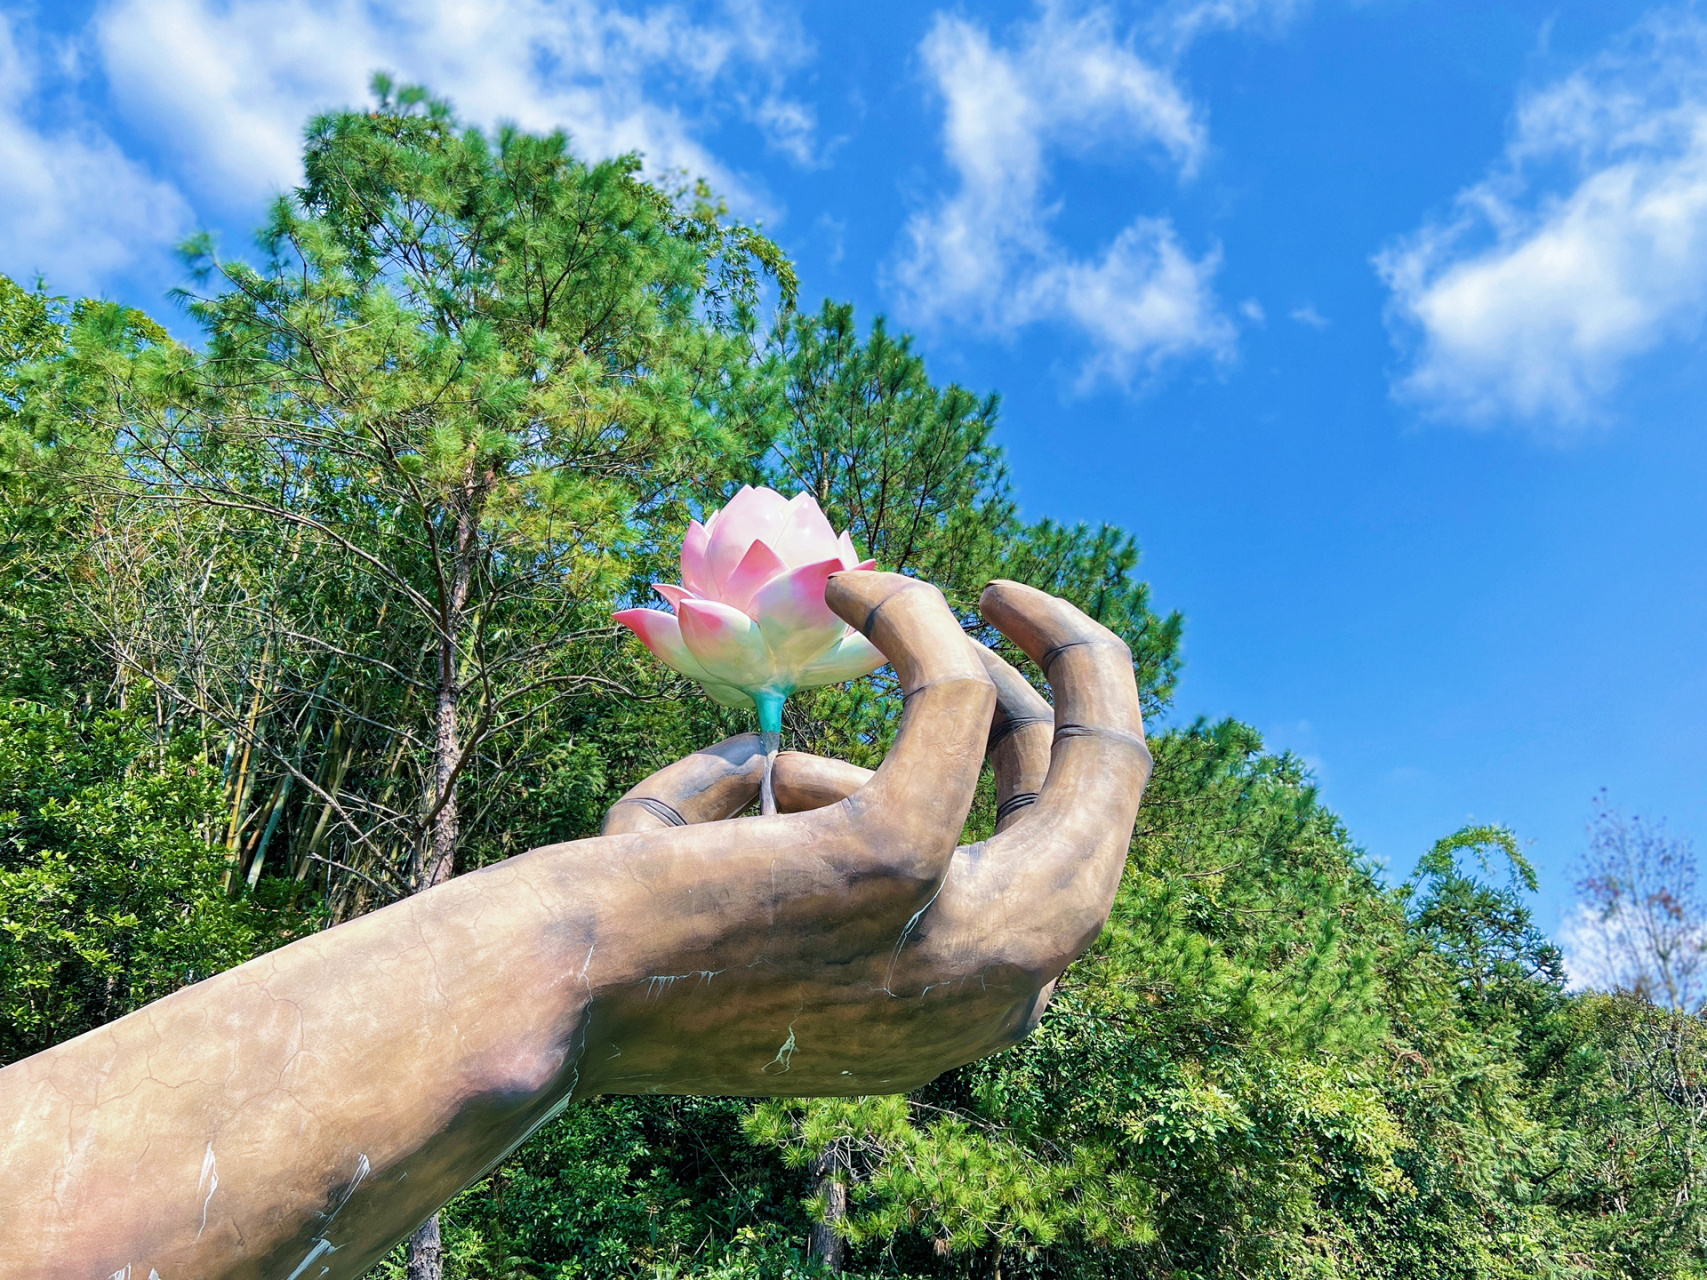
<box><xmin>404</xmin><ymin>1212</ymin><xmax>443</xmax><ymax>1280</ymax></box>
<box><xmin>420</xmin><ymin>677</ymin><xmax>461</xmax><ymax>892</ymax></box>
<box><xmin>808</xmin><ymin>1144</ymin><xmax>847</xmax><ymax>1274</ymax></box>
<box><xmin>406</xmin><ymin>490</ymin><xmax>480</xmax><ymax>1280</ymax></box>
<box><xmin>415</xmin><ymin>484</ymin><xmax>480</xmax><ymax>895</ymax></box>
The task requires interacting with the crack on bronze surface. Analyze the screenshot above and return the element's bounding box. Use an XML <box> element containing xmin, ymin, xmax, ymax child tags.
<box><xmin>197</xmin><ymin>1142</ymin><xmax>218</xmax><ymax>1238</ymax></box>
<box><xmin>761</xmin><ymin>1021</ymin><xmax>798</xmax><ymax>1074</ymax></box>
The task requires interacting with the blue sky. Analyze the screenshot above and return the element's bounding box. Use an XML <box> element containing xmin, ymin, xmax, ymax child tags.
<box><xmin>4</xmin><ymin>0</ymin><xmax>1706</xmax><ymax>953</ymax></box>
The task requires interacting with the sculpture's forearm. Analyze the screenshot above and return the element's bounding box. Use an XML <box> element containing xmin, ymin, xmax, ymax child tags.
<box><xmin>0</xmin><ymin>853</ymin><xmax>609</xmax><ymax>1280</ymax></box>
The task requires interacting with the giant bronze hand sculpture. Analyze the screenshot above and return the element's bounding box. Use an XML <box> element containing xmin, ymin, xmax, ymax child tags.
<box><xmin>0</xmin><ymin>574</ymin><xmax>1151</xmax><ymax>1280</ymax></box>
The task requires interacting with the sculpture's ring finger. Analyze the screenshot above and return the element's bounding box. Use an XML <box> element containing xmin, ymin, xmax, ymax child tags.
<box><xmin>973</xmin><ymin>640</ymin><xmax>1054</xmax><ymax>833</ymax></box>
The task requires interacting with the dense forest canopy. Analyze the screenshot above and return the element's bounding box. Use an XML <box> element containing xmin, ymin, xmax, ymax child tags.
<box><xmin>2</xmin><ymin>87</ymin><xmax>1704</xmax><ymax>1280</ymax></box>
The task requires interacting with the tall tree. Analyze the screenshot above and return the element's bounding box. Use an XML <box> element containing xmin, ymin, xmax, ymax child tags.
<box><xmin>1572</xmin><ymin>793</ymin><xmax>1707</xmax><ymax>1013</ymax></box>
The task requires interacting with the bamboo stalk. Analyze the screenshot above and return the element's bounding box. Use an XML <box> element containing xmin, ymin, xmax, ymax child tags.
<box><xmin>222</xmin><ymin>642</ymin><xmax>272</xmax><ymax>890</ymax></box>
<box><xmin>290</xmin><ymin>715</ymin><xmax>343</xmax><ymax>881</ymax></box>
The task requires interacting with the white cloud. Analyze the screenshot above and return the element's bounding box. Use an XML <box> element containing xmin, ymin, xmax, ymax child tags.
<box><xmin>0</xmin><ymin>0</ymin><xmax>812</xmax><ymax>295</ymax></box>
<box><xmin>891</xmin><ymin>1</ymin><xmax>1236</xmax><ymax>385</ymax></box>
<box><xmin>94</xmin><ymin>0</ymin><xmax>816</xmax><ymax>215</ymax></box>
<box><xmin>1154</xmin><ymin>0</ymin><xmax>1310</xmax><ymax>53</ymax></box>
<box><xmin>0</xmin><ymin>12</ymin><xmax>190</xmax><ymax>294</ymax></box>
<box><xmin>1289</xmin><ymin>303</ymin><xmax>1328</xmax><ymax>328</ymax></box>
<box><xmin>1049</xmin><ymin>220</ymin><xmax>1232</xmax><ymax>385</ymax></box>
<box><xmin>1559</xmin><ymin>897</ymin><xmax>1707</xmax><ymax>1005</ymax></box>
<box><xmin>1378</xmin><ymin>9</ymin><xmax>1707</xmax><ymax>427</ymax></box>
<box><xmin>1560</xmin><ymin>901</ymin><xmax>1630</xmax><ymax>993</ymax></box>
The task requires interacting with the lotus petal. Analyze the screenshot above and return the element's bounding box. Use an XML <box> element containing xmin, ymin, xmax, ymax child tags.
<box><xmin>652</xmin><ymin>583</ymin><xmax>695</xmax><ymax>610</ymax></box>
<box><xmin>721</xmin><ymin>539</ymin><xmax>789</xmax><ymax>614</ymax></box>
<box><xmin>798</xmin><ymin>629</ymin><xmax>888</xmax><ymax>688</ymax></box>
<box><xmin>837</xmin><ymin>530</ymin><xmax>860</xmax><ymax>570</ymax></box>
<box><xmin>750</xmin><ymin>557</ymin><xmax>847</xmax><ymax>671</ymax></box>
<box><xmin>677</xmin><ymin>597</ymin><xmax>776</xmax><ymax>690</ymax></box>
<box><xmin>613</xmin><ymin>608</ymin><xmax>716</xmax><ymax>684</ymax></box>
<box><xmin>778</xmin><ymin>492</ymin><xmax>841</xmax><ymax>564</ymax></box>
<box><xmin>698</xmin><ymin>680</ymin><xmax>757</xmax><ymax>711</ymax></box>
<box><xmin>615</xmin><ymin>608</ymin><xmax>753</xmax><ymax>707</ymax></box>
<box><xmin>704</xmin><ymin>486</ymin><xmax>791</xmax><ymax>593</ymax></box>
<box><xmin>680</xmin><ymin>521</ymin><xmax>711</xmax><ymax>595</ymax></box>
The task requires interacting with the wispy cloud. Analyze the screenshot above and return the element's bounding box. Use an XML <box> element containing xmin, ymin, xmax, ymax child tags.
<box><xmin>0</xmin><ymin>11</ymin><xmax>190</xmax><ymax>294</ymax></box>
<box><xmin>0</xmin><ymin>0</ymin><xmax>813</xmax><ymax>296</ymax></box>
<box><xmin>1153</xmin><ymin>0</ymin><xmax>1311</xmax><ymax>53</ymax></box>
<box><xmin>1377</xmin><ymin>9</ymin><xmax>1707</xmax><ymax>429</ymax></box>
<box><xmin>1560</xmin><ymin>901</ymin><xmax>1633</xmax><ymax>993</ymax></box>
<box><xmin>94</xmin><ymin>0</ymin><xmax>815</xmax><ymax>211</ymax></box>
<box><xmin>891</xmin><ymin>0</ymin><xmax>1238</xmax><ymax>387</ymax></box>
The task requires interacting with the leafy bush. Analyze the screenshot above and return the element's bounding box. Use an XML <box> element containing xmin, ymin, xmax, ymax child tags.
<box><xmin>0</xmin><ymin>700</ymin><xmax>309</xmax><ymax>1063</ymax></box>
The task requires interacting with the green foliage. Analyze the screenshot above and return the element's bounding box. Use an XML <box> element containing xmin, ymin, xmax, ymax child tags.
<box><xmin>0</xmin><ymin>275</ymin><xmax>64</xmax><ymax>413</ymax></box>
<box><xmin>0</xmin><ymin>699</ymin><xmax>304</xmax><ymax>1063</ymax></box>
<box><xmin>747</xmin><ymin>1094</ymin><xmax>1153</xmax><ymax>1259</ymax></box>
<box><xmin>364</xmin><ymin>1097</ymin><xmax>833</xmax><ymax>1280</ymax></box>
<box><xmin>0</xmin><ymin>281</ymin><xmax>167</xmax><ymax>705</ymax></box>
<box><xmin>35</xmin><ymin>82</ymin><xmax>795</xmax><ymax>912</ymax></box>
<box><xmin>1503</xmin><ymin>992</ymin><xmax>1707</xmax><ymax>1279</ymax></box>
<box><xmin>1404</xmin><ymin>824</ymin><xmax>1565</xmax><ymax>1024</ymax></box>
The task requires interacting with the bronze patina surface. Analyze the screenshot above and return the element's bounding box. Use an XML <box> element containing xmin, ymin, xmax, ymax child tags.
<box><xmin>0</xmin><ymin>574</ymin><xmax>1151</xmax><ymax>1280</ymax></box>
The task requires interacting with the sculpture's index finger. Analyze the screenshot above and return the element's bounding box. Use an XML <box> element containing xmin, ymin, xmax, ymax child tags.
<box><xmin>825</xmin><ymin>571</ymin><xmax>983</xmax><ymax>696</ymax></box>
<box><xmin>823</xmin><ymin>570</ymin><xmax>996</xmax><ymax>888</ymax></box>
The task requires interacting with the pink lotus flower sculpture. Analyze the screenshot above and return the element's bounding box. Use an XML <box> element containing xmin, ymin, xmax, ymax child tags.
<box><xmin>614</xmin><ymin>486</ymin><xmax>887</xmax><ymax>740</ymax></box>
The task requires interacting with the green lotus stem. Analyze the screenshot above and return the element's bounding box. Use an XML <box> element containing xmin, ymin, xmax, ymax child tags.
<box><xmin>757</xmin><ymin>690</ymin><xmax>785</xmax><ymax>816</ymax></box>
<box><xmin>759</xmin><ymin>730</ymin><xmax>781</xmax><ymax>816</ymax></box>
